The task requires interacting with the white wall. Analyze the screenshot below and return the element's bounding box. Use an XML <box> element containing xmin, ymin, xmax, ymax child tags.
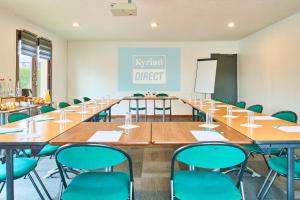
<box><xmin>239</xmin><ymin>12</ymin><xmax>300</xmax><ymax>117</ymax></box>
<box><xmin>0</xmin><ymin>7</ymin><xmax>68</xmax><ymax>102</ymax></box>
<box><xmin>68</xmin><ymin>41</ymin><xmax>238</xmax><ymax>115</ymax></box>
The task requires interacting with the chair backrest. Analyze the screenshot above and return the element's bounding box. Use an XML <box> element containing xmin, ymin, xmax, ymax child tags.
<box><xmin>83</xmin><ymin>97</ymin><xmax>91</xmax><ymax>102</ymax></box>
<box><xmin>156</xmin><ymin>93</ymin><xmax>168</xmax><ymax>97</ymax></box>
<box><xmin>40</xmin><ymin>106</ymin><xmax>56</xmax><ymax>114</ymax></box>
<box><xmin>247</xmin><ymin>104</ymin><xmax>263</xmax><ymax>113</ymax></box>
<box><xmin>222</xmin><ymin>99</ymin><xmax>230</xmax><ymax>104</ymax></box>
<box><xmin>8</xmin><ymin>113</ymin><xmax>30</xmax><ymax>123</ymax></box>
<box><xmin>73</xmin><ymin>99</ymin><xmax>82</xmax><ymax>104</ymax></box>
<box><xmin>171</xmin><ymin>142</ymin><xmax>247</xmax><ymax>186</ymax></box>
<box><xmin>55</xmin><ymin>144</ymin><xmax>133</xmax><ymax>187</ymax></box>
<box><xmin>272</xmin><ymin>111</ymin><xmax>298</xmax><ymax>123</ymax></box>
<box><xmin>235</xmin><ymin>101</ymin><xmax>246</xmax><ymax>109</ymax></box>
<box><xmin>59</xmin><ymin>102</ymin><xmax>70</xmax><ymax>109</ymax></box>
<box><xmin>133</xmin><ymin>93</ymin><xmax>145</xmax><ymax>97</ymax></box>
<box><xmin>213</xmin><ymin>97</ymin><xmax>222</xmax><ymax>102</ymax></box>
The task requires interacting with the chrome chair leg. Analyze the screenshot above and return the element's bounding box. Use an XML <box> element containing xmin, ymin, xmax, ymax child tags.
<box><xmin>28</xmin><ymin>173</ymin><xmax>45</xmax><ymax>200</ymax></box>
<box><xmin>0</xmin><ymin>182</ymin><xmax>5</xmax><ymax>193</ymax></box>
<box><xmin>170</xmin><ymin>180</ymin><xmax>174</xmax><ymax>200</ymax></box>
<box><xmin>259</xmin><ymin>172</ymin><xmax>278</xmax><ymax>200</ymax></box>
<box><xmin>257</xmin><ymin>169</ymin><xmax>273</xmax><ymax>198</ymax></box>
<box><xmin>240</xmin><ymin>181</ymin><xmax>245</xmax><ymax>200</ymax></box>
<box><xmin>33</xmin><ymin>169</ymin><xmax>52</xmax><ymax>200</ymax></box>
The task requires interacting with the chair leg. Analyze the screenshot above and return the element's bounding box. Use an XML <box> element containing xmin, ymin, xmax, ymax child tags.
<box><xmin>0</xmin><ymin>182</ymin><xmax>5</xmax><ymax>193</ymax></box>
<box><xmin>257</xmin><ymin>169</ymin><xmax>273</xmax><ymax>198</ymax></box>
<box><xmin>170</xmin><ymin>180</ymin><xmax>174</xmax><ymax>200</ymax></box>
<box><xmin>28</xmin><ymin>173</ymin><xmax>45</xmax><ymax>200</ymax></box>
<box><xmin>58</xmin><ymin>181</ymin><xmax>63</xmax><ymax>200</ymax></box>
<box><xmin>240</xmin><ymin>181</ymin><xmax>245</xmax><ymax>200</ymax></box>
<box><xmin>259</xmin><ymin>172</ymin><xmax>278</xmax><ymax>200</ymax></box>
<box><xmin>32</xmin><ymin>169</ymin><xmax>52</xmax><ymax>200</ymax></box>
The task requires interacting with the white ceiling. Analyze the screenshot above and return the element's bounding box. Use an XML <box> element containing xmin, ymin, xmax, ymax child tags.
<box><xmin>1</xmin><ymin>0</ymin><xmax>300</xmax><ymax>41</ymax></box>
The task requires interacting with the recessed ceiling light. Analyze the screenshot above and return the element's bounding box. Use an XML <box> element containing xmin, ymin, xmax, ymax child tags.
<box><xmin>73</xmin><ymin>22</ymin><xmax>80</xmax><ymax>27</ymax></box>
<box><xmin>151</xmin><ymin>22</ymin><xmax>158</xmax><ymax>28</ymax></box>
<box><xmin>227</xmin><ymin>22</ymin><xmax>235</xmax><ymax>28</ymax></box>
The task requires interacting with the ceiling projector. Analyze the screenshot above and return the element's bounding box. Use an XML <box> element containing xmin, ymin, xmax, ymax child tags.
<box><xmin>111</xmin><ymin>2</ymin><xmax>137</xmax><ymax>16</ymax></box>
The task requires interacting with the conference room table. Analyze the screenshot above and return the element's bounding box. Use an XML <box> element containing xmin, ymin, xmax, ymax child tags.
<box><xmin>0</xmin><ymin>99</ymin><xmax>121</xmax><ymax>200</ymax></box>
<box><xmin>182</xmin><ymin>98</ymin><xmax>300</xmax><ymax>200</ymax></box>
<box><xmin>123</xmin><ymin>96</ymin><xmax>178</xmax><ymax>122</ymax></box>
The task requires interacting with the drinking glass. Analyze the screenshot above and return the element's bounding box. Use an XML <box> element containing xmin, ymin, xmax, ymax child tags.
<box><xmin>227</xmin><ymin>105</ymin><xmax>233</xmax><ymax>117</ymax></box>
<box><xmin>247</xmin><ymin>111</ymin><xmax>254</xmax><ymax>125</ymax></box>
<box><xmin>124</xmin><ymin>112</ymin><xmax>132</xmax><ymax>134</ymax></box>
<box><xmin>60</xmin><ymin>110</ymin><xmax>66</xmax><ymax>122</ymax></box>
<box><xmin>206</xmin><ymin>113</ymin><xmax>212</xmax><ymax>127</ymax></box>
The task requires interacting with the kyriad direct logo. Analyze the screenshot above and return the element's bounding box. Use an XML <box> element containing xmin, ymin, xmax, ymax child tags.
<box><xmin>132</xmin><ymin>55</ymin><xmax>166</xmax><ymax>84</ymax></box>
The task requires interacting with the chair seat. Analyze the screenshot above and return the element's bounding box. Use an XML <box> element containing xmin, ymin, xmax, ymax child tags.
<box><xmin>20</xmin><ymin>144</ymin><xmax>59</xmax><ymax>157</ymax></box>
<box><xmin>243</xmin><ymin>144</ymin><xmax>281</xmax><ymax>155</ymax></box>
<box><xmin>99</xmin><ymin>111</ymin><xmax>108</xmax><ymax>117</ymax></box>
<box><xmin>129</xmin><ymin>107</ymin><xmax>146</xmax><ymax>111</ymax></box>
<box><xmin>62</xmin><ymin>172</ymin><xmax>130</xmax><ymax>200</ymax></box>
<box><xmin>174</xmin><ymin>171</ymin><xmax>241</xmax><ymax>200</ymax></box>
<box><xmin>0</xmin><ymin>158</ymin><xmax>37</xmax><ymax>181</ymax></box>
<box><xmin>154</xmin><ymin>107</ymin><xmax>171</xmax><ymax>110</ymax></box>
<box><xmin>197</xmin><ymin>112</ymin><xmax>205</xmax><ymax>117</ymax></box>
<box><xmin>268</xmin><ymin>157</ymin><xmax>300</xmax><ymax>178</ymax></box>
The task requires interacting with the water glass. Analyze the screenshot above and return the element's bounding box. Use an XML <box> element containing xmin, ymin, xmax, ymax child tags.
<box><xmin>227</xmin><ymin>105</ymin><xmax>233</xmax><ymax>117</ymax></box>
<box><xmin>82</xmin><ymin>103</ymin><xmax>87</xmax><ymax>113</ymax></box>
<box><xmin>26</xmin><ymin>118</ymin><xmax>36</xmax><ymax>135</ymax></box>
<box><xmin>206</xmin><ymin>113</ymin><xmax>213</xmax><ymax>127</ymax></box>
<box><xmin>247</xmin><ymin>111</ymin><xmax>255</xmax><ymax>125</ymax></box>
<box><xmin>60</xmin><ymin>110</ymin><xmax>66</xmax><ymax>122</ymax></box>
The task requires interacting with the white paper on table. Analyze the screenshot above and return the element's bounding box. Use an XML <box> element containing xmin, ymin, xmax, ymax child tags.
<box><xmin>240</xmin><ymin>123</ymin><xmax>262</xmax><ymax>128</ymax></box>
<box><xmin>76</xmin><ymin>111</ymin><xmax>89</xmax><ymax>114</ymax></box>
<box><xmin>254</xmin><ymin>116</ymin><xmax>277</xmax><ymax>120</ymax></box>
<box><xmin>69</xmin><ymin>105</ymin><xmax>80</xmax><ymax>108</ymax></box>
<box><xmin>199</xmin><ymin>124</ymin><xmax>219</xmax><ymax>129</ymax></box>
<box><xmin>0</xmin><ymin>128</ymin><xmax>24</xmax><ymax>134</ymax></box>
<box><xmin>190</xmin><ymin>130</ymin><xmax>228</xmax><ymax>142</ymax></box>
<box><xmin>222</xmin><ymin>115</ymin><xmax>238</xmax><ymax>119</ymax></box>
<box><xmin>88</xmin><ymin>131</ymin><xmax>122</xmax><ymax>142</ymax></box>
<box><xmin>232</xmin><ymin>109</ymin><xmax>248</xmax><ymax>113</ymax></box>
<box><xmin>208</xmin><ymin>108</ymin><xmax>219</xmax><ymax>111</ymax></box>
<box><xmin>118</xmin><ymin>124</ymin><xmax>140</xmax><ymax>130</ymax></box>
<box><xmin>35</xmin><ymin>117</ymin><xmax>55</xmax><ymax>122</ymax></box>
<box><xmin>277</xmin><ymin>126</ymin><xmax>300</xmax><ymax>133</ymax></box>
<box><xmin>217</xmin><ymin>105</ymin><xmax>229</xmax><ymax>108</ymax></box>
<box><xmin>64</xmin><ymin>110</ymin><xmax>75</xmax><ymax>112</ymax></box>
<box><xmin>54</xmin><ymin>119</ymin><xmax>72</xmax><ymax>123</ymax></box>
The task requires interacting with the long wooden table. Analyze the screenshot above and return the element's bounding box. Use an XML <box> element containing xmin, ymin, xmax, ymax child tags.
<box><xmin>122</xmin><ymin>96</ymin><xmax>178</xmax><ymax>122</ymax></box>
<box><xmin>0</xmin><ymin>99</ymin><xmax>121</xmax><ymax>200</ymax></box>
<box><xmin>182</xmin><ymin>98</ymin><xmax>300</xmax><ymax>200</ymax></box>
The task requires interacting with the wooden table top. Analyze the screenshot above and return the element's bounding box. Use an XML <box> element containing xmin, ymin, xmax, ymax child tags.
<box><xmin>123</xmin><ymin>96</ymin><xmax>178</xmax><ymax>100</ymax></box>
<box><xmin>0</xmin><ymin>99</ymin><xmax>121</xmax><ymax>145</ymax></box>
<box><xmin>182</xmin><ymin>99</ymin><xmax>300</xmax><ymax>143</ymax></box>
<box><xmin>50</xmin><ymin>122</ymin><xmax>151</xmax><ymax>146</ymax></box>
<box><xmin>151</xmin><ymin>122</ymin><xmax>252</xmax><ymax>145</ymax></box>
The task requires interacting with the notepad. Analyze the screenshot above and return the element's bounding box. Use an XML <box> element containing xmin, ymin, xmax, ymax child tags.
<box><xmin>64</xmin><ymin>110</ymin><xmax>75</xmax><ymax>112</ymax></box>
<box><xmin>217</xmin><ymin>105</ymin><xmax>230</xmax><ymax>108</ymax></box>
<box><xmin>277</xmin><ymin>126</ymin><xmax>300</xmax><ymax>133</ymax></box>
<box><xmin>54</xmin><ymin>119</ymin><xmax>72</xmax><ymax>123</ymax></box>
<box><xmin>241</xmin><ymin>123</ymin><xmax>262</xmax><ymax>128</ymax></box>
<box><xmin>199</xmin><ymin>124</ymin><xmax>219</xmax><ymax>129</ymax></box>
<box><xmin>222</xmin><ymin>115</ymin><xmax>238</xmax><ymax>119</ymax></box>
<box><xmin>232</xmin><ymin>109</ymin><xmax>248</xmax><ymax>113</ymax></box>
<box><xmin>190</xmin><ymin>130</ymin><xmax>228</xmax><ymax>142</ymax></box>
<box><xmin>118</xmin><ymin>124</ymin><xmax>140</xmax><ymax>130</ymax></box>
<box><xmin>69</xmin><ymin>105</ymin><xmax>80</xmax><ymax>108</ymax></box>
<box><xmin>76</xmin><ymin>111</ymin><xmax>89</xmax><ymax>114</ymax></box>
<box><xmin>208</xmin><ymin>108</ymin><xmax>219</xmax><ymax>111</ymax></box>
<box><xmin>35</xmin><ymin>117</ymin><xmax>55</xmax><ymax>122</ymax></box>
<box><xmin>88</xmin><ymin>131</ymin><xmax>122</xmax><ymax>142</ymax></box>
<box><xmin>254</xmin><ymin>116</ymin><xmax>277</xmax><ymax>120</ymax></box>
<box><xmin>0</xmin><ymin>128</ymin><xmax>23</xmax><ymax>134</ymax></box>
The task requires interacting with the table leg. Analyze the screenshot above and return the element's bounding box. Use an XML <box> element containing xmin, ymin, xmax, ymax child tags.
<box><xmin>287</xmin><ymin>147</ymin><xmax>295</xmax><ymax>200</ymax></box>
<box><xmin>192</xmin><ymin>108</ymin><xmax>195</xmax><ymax>122</ymax></box>
<box><xmin>0</xmin><ymin>113</ymin><xmax>6</xmax><ymax>125</ymax></box>
<box><xmin>163</xmin><ymin>100</ymin><xmax>166</xmax><ymax>122</ymax></box>
<box><xmin>108</xmin><ymin>108</ymin><xmax>112</xmax><ymax>122</ymax></box>
<box><xmin>5</xmin><ymin>149</ymin><xmax>14</xmax><ymax>200</ymax></box>
<box><xmin>136</xmin><ymin>100</ymin><xmax>139</xmax><ymax>122</ymax></box>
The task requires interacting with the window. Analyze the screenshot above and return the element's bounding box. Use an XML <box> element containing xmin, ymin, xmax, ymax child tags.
<box><xmin>16</xmin><ymin>30</ymin><xmax>52</xmax><ymax>98</ymax></box>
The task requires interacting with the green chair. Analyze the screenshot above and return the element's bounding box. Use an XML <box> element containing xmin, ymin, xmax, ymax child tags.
<box><xmin>73</xmin><ymin>99</ymin><xmax>82</xmax><ymax>105</ymax></box>
<box><xmin>99</xmin><ymin>111</ymin><xmax>108</xmax><ymax>122</ymax></box>
<box><xmin>235</xmin><ymin>101</ymin><xmax>246</xmax><ymax>109</ymax></box>
<box><xmin>154</xmin><ymin>93</ymin><xmax>172</xmax><ymax>121</ymax></box>
<box><xmin>222</xmin><ymin>99</ymin><xmax>230</xmax><ymax>104</ymax></box>
<box><xmin>256</xmin><ymin>111</ymin><xmax>298</xmax><ymax>199</ymax></box>
<box><xmin>83</xmin><ymin>97</ymin><xmax>91</xmax><ymax>102</ymax></box>
<box><xmin>247</xmin><ymin>104</ymin><xmax>263</xmax><ymax>113</ymax></box>
<box><xmin>55</xmin><ymin>144</ymin><xmax>134</xmax><ymax>200</ymax></box>
<box><xmin>213</xmin><ymin>97</ymin><xmax>223</xmax><ymax>102</ymax></box>
<box><xmin>59</xmin><ymin>102</ymin><xmax>71</xmax><ymax>109</ymax></box>
<box><xmin>40</xmin><ymin>105</ymin><xmax>56</xmax><ymax>114</ymax></box>
<box><xmin>129</xmin><ymin>93</ymin><xmax>147</xmax><ymax>121</ymax></box>
<box><xmin>0</xmin><ymin>157</ymin><xmax>51</xmax><ymax>199</ymax></box>
<box><xmin>171</xmin><ymin>142</ymin><xmax>247</xmax><ymax>200</ymax></box>
<box><xmin>8</xmin><ymin>113</ymin><xmax>29</xmax><ymax>123</ymax></box>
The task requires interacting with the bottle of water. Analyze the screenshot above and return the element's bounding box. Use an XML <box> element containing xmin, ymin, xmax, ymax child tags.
<box><xmin>8</xmin><ymin>79</ymin><xmax>13</xmax><ymax>97</ymax></box>
<box><xmin>16</xmin><ymin>81</ymin><xmax>21</xmax><ymax>96</ymax></box>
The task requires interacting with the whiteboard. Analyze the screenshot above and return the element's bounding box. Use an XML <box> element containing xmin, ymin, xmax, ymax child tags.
<box><xmin>194</xmin><ymin>59</ymin><xmax>217</xmax><ymax>93</ymax></box>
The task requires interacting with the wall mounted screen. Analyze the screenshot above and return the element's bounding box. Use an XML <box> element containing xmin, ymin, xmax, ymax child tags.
<box><xmin>118</xmin><ymin>48</ymin><xmax>180</xmax><ymax>91</ymax></box>
<box><xmin>194</xmin><ymin>59</ymin><xmax>217</xmax><ymax>94</ymax></box>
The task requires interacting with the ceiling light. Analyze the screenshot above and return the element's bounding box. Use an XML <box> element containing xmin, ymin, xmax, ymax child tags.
<box><xmin>73</xmin><ymin>22</ymin><xmax>80</xmax><ymax>27</ymax></box>
<box><xmin>227</xmin><ymin>22</ymin><xmax>235</xmax><ymax>28</ymax></box>
<box><xmin>151</xmin><ymin>22</ymin><xmax>158</xmax><ymax>28</ymax></box>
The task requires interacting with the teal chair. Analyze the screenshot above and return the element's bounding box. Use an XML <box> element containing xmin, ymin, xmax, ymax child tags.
<box><xmin>73</xmin><ymin>99</ymin><xmax>82</xmax><ymax>104</ymax></box>
<box><xmin>247</xmin><ymin>104</ymin><xmax>263</xmax><ymax>113</ymax></box>
<box><xmin>257</xmin><ymin>111</ymin><xmax>298</xmax><ymax>199</ymax></box>
<box><xmin>55</xmin><ymin>144</ymin><xmax>134</xmax><ymax>200</ymax></box>
<box><xmin>213</xmin><ymin>97</ymin><xmax>223</xmax><ymax>102</ymax></box>
<box><xmin>154</xmin><ymin>93</ymin><xmax>172</xmax><ymax>121</ymax></box>
<box><xmin>40</xmin><ymin>105</ymin><xmax>56</xmax><ymax>114</ymax></box>
<box><xmin>59</xmin><ymin>102</ymin><xmax>71</xmax><ymax>109</ymax></box>
<box><xmin>83</xmin><ymin>97</ymin><xmax>91</xmax><ymax>102</ymax></box>
<box><xmin>129</xmin><ymin>93</ymin><xmax>147</xmax><ymax>121</ymax></box>
<box><xmin>235</xmin><ymin>101</ymin><xmax>246</xmax><ymax>109</ymax></box>
<box><xmin>222</xmin><ymin>99</ymin><xmax>230</xmax><ymax>104</ymax></box>
<box><xmin>171</xmin><ymin>142</ymin><xmax>247</xmax><ymax>200</ymax></box>
<box><xmin>99</xmin><ymin>111</ymin><xmax>108</xmax><ymax>122</ymax></box>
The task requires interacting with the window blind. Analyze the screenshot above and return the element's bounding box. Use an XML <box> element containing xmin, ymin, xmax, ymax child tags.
<box><xmin>38</xmin><ymin>37</ymin><xmax>52</xmax><ymax>60</ymax></box>
<box><xmin>18</xmin><ymin>30</ymin><xmax>38</xmax><ymax>57</ymax></box>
